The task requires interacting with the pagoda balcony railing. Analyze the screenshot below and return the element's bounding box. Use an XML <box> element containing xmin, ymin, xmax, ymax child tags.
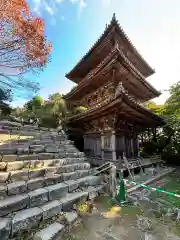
<box><xmin>66</xmin><ymin>82</ymin><xmax>144</xmax><ymax>121</ymax></box>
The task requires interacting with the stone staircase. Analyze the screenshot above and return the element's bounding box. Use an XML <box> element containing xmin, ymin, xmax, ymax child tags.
<box><xmin>0</xmin><ymin>121</ymin><xmax>105</xmax><ymax>239</ymax></box>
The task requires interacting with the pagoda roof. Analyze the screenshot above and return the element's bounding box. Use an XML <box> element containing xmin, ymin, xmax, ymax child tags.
<box><xmin>66</xmin><ymin>90</ymin><xmax>165</xmax><ymax>128</ymax></box>
<box><xmin>66</xmin><ymin>13</ymin><xmax>155</xmax><ymax>83</ymax></box>
<box><xmin>65</xmin><ymin>45</ymin><xmax>160</xmax><ymax>102</ymax></box>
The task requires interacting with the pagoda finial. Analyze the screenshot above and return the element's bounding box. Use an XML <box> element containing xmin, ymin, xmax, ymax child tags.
<box><xmin>112</xmin><ymin>13</ymin><xmax>116</xmax><ymax>21</ymax></box>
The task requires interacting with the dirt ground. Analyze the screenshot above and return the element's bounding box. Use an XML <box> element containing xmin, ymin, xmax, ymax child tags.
<box><xmin>62</xmin><ymin>196</ymin><xmax>180</xmax><ymax>240</ymax></box>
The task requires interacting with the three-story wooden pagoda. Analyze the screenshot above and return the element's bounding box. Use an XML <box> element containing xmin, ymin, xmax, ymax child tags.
<box><xmin>64</xmin><ymin>14</ymin><xmax>164</xmax><ymax>164</ymax></box>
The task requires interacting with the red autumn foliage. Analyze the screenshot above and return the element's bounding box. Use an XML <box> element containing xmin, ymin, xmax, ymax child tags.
<box><xmin>0</xmin><ymin>0</ymin><xmax>52</xmax><ymax>97</ymax></box>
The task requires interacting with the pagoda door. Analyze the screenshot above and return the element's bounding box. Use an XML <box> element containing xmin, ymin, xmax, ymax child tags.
<box><xmin>116</xmin><ymin>135</ymin><xmax>125</xmax><ymax>158</ymax></box>
<box><xmin>125</xmin><ymin>137</ymin><xmax>133</xmax><ymax>158</ymax></box>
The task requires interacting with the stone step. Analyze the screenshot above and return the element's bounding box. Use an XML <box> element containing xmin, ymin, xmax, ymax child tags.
<box><xmin>33</xmin><ymin>222</ymin><xmax>65</xmax><ymax>240</ymax></box>
<box><xmin>0</xmin><ymin>190</ymin><xmax>89</xmax><ymax>238</ymax></box>
<box><xmin>0</xmin><ymin>175</ymin><xmax>102</xmax><ymax>217</ymax></box>
<box><xmin>45</xmin><ymin>163</ymin><xmax>90</xmax><ymax>176</ymax></box>
<box><xmin>0</xmin><ymin>170</ymin><xmax>91</xmax><ymax>199</ymax></box>
<box><xmin>0</xmin><ymin>162</ymin><xmax>91</xmax><ymax>182</ymax></box>
<box><xmin>0</xmin><ymin>139</ymin><xmax>74</xmax><ymax>149</ymax></box>
<box><xmin>0</xmin><ymin>150</ymin><xmax>83</xmax><ymax>160</ymax></box>
<box><xmin>0</xmin><ymin>157</ymin><xmax>87</xmax><ymax>171</ymax></box>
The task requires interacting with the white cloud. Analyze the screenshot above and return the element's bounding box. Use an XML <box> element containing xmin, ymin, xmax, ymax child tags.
<box><xmin>32</xmin><ymin>0</ymin><xmax>86</xmax><ymax>20</ymax></box>
<box><xmin>70</xmin><ymin>0</ymin><xmax>86</xmax><ymax>15</ymax></box>
<box><xmin>32</xmin><ymin>0</ymin><xmax>42</xmax><ymax>15</ymax></box>
<box><xmin>45</xmin><ymin>5</ymin><xmax>54</xmax><ymax>15</ymax></box>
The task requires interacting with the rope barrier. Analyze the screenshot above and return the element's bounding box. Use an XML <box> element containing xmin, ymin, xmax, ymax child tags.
<box><xmin>124</xmin><ymin>179</ymin><xmax>180</xmax><ymax>199</ymax></box>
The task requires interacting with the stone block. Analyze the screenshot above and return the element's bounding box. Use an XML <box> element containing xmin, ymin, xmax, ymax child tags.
<box><xmin>7</xmin><ymin>181</ymin><xmax>27</xmax><ymax>195</ymax></box>
<box><xmin>45</xmin><ymin>145</ymin><xmax>59</xmax><ymax>153</ymax></box>
<box><xmin>0</xmin><ymin>194</ymin><xmax>29</xmax><ymax>216</ymax></box>
<box><xmin>12</xmin><ymin>207</ymin><xmax>42</xmax><ymax>236</ymax></box>
<box><xmin>7</xmin><ymin>161</ymin><xmax>24</xmax><ymax>171</ymax></box>
<box><xmin>30</xmin><ymin>160</ymin><xmax>44</xmax><ymax>168</ymax></box>
<box><xmin>95</xmin><ymin>184</ymin><xmax>106</xmax><ymax>194</ymax></box>
<box><xmin>54</xmin><ymin>152</ymin><xmax>65</xmax><ymax>159</ymax></box>
<box><xmin>70</xmin><ymin>158</ymin><xmax>85</xmax><ymax>164</ymax></box>
<box><xmin>18</xmin><ymin>154</ymin><xmax>38</xmax><ymax>161</ymax></box>
<box><xmin>40</xmin><ymin>200</ymin><xmax>62</xmax><ymax>220</ymax></box>
<box><xmin>28</xmin><ymin>188</ymin><xmax>49</xmax><ymax>207</ymax></box>
<box><xmin>45</xmin><ymin>166</ymin><xmax>58</xmax><ymax>174</ymax></box>
<box><xmin>76</xmin><ymin>170</ymin><xmax>90</xmax><ymax>178</ymax></box>
<box><xmin>43</xmin><ymin>159</ymin><xmax>56</xmax><ymax>167</ymax></box>
<box><xmin>32</xmin><ymin>140</ymin><xmax>41</xmax><ymax>145</ymax></box>
<box><xmin>27</xmin><ymin>177</ymin><xmax>45</xmax><ymax>191</ymax></box>
<box><xmin>66</xmin><ymin>152</ymin><xmax>79</xmax><ymax>158</ymax></box>
<box><xmin>44</xmin><ymin>174</ymin><xmax>62</xmax><ymax>186</ymax></box>
<box><xmin>77</xmin><ymin>176</ymin><xmax>101</xmax><ymax>187</ymax></box>
<box><xmin>0</xmin><ymin>186</ymin><xmax>7</xmax><ymax>200</ymax></box>
<box><xmin>33</xmin><ymin>222</ymin><xmax>64</xmax><ymax>240</ymax></box>
<box><xmin>30</xmin><ymin>147</ymin><xmax>45</xmax><ymax>154</ymax></box>
<box><xmin>0</xmin><ymin>129</ymin><xmax>10</xmax><ymax>134</ymax></box>
<box><xmin>65</xmin><ymin>180</ymin><xmax>79</xmax><ymax>192</ymax></box>
<box><xmin>75</xmin><ymin>163</ymin><xmax>90</xmax><ymax>170</ymax></box>
<box><xmin>87</xmin><ymin>186</ymin><xmax>99</xmax><ymax>200</ymax></box>
<box><xmin>40</xmin><ymin>127</ymin><xmax>49</xmax><ymax>131</ymax></box>
<box><xmin>23</xmin><ymin>160</ymin><xmax>30</xmax><ymax>168</ymax></box>
<box><xmin>0</xmin><ymin>120</ymin><xmax>21</xmax><ymax>127</ymax></box>
<box><xmin>0</xmin><ymin>172</ymin><xmax>10</xmax><ymax>183</ymax></box>
<box><xmin>57</xmin><ymin>164</ymin><xmax>76</xmax><ymax>174</ymax></box>
<box><xmin>62</xmin><ymin>172</ymin><xmax>78</xmax><ymax>181</ymax></box>
<box><xmin>46</xmin><ymin>183</ymin><xmax>68</xmax><ymax>201</ymax></box>
<box><xmin>29</xmin><ymin>169</ymin><xmax>45</xmax><ymax>179</ymax></box>
<box><xmin>0</xmin><ymin>162</ymin><xmax>7</xmax><ymax>171</ymax></box>
<box><xmin>0</xmin><ymin>218</ymin><xmax>11</xmax><ymax>240</ymax></box>
<box><xmin>0</xmin><ymin>148</ymin><xmax>17</xmax><ymax>155</ymax></box>
<box><xmin>10</xmin><ymin>170</ymin><xmax>29</xmax><ymax>181</ymax></box>
<box><xmin>17</xmin><ymin>148</ymin><xmax>30</xmax><ymax>155</ymax></box>
<box><xmin>29</xmin><ymin>145</ymin><xmax>43</xmax><ymax>149</ymax></box>
<box><xmin>39</xmin><ymin>140</ymin><xmax>54</xmax><ymax>145</ymax></box>
<box><xmin>64</xmin><ymin>211</ymin><xmax>78</xmax><ymax>226</ymax></box>
<box><xmin>38</xmin><ymin>153</ymin><xmax>54</xmax><ymax>160</ymax></box>
<box><xmin>2</xmin><ymin>155</ymin><xmax>17</xmax><ymax>162</ymax></box>
<box><xmin>79</xmin><ymin>152</ymin><xmax>85</xmax><ymax>157</ymax></box>
<box><xmin>60</xmin><ymin>192</ymin><xmax>88</xmax><ymax>212</ymax></box>
<box><xmin>57</xmin><ymin>159</ymin><xmax>70</xmax><ymax>165</ymax></box>
<box><xmin>65</xmin><ymin>148</ymin><xmax>78</xmax><ymax>153</ymax></box>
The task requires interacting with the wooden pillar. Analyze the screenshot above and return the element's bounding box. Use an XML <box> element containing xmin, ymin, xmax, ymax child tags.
<box><xmin>137</xmin><ymin>136</ymin><xmax>140</xmax><ymax>157</ymax></box>
<box><xmin>101</xmin><ymin>132</ymin><xmax>104</xmax><ymax>159</ymax></box>
<box><xmin>111</xmin><ymin>130</ymin><xmax>116</xmax><ymax>161</ymax></box>
<box><xmin>130</xmin><ymin>138</ymin><xmax>134</xmax><ymax>157</ymax></box>
<box><xmin>83</xmin><ymin>135</ymin><xmax>87</xmax><ymax>151</ymax></box>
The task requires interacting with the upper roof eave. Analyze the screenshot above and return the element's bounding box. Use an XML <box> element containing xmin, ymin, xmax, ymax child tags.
<box><xmin>65</xmin><ymin>46</ymin><xmax>160</xmax><ymax>101</ymax></box>
<box><xmin>66</xmin><ymin>13</ymin><xmax>155</xmax><ymax>82</ymax></box>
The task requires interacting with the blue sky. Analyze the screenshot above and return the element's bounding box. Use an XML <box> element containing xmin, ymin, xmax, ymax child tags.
<box><xmin>21</xmin><ymin>0</ymin><xmax>180</xmax><ymax>106</ymax></box>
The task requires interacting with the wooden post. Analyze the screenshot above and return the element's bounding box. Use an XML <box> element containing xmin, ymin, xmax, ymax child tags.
<box><xmin>111</xmin><ymin>130</ymin><xmax>116</xmax><ymax>161</ymax></box>
<box><xmin>137</xmin><ymin>136</ymin><xmax>140</xmax><ymax>157</ymax></box>
<box><xmin>101</xmin><ymin>132</ymin><xmax>104</xmax><ymax>159</ymax></box>
<box><xmin>84</xmin><ymin>135</ymin><xmax>87</xmax><ymax>151</ymax></box>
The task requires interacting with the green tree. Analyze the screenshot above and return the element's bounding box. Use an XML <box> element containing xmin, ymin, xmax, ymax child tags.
<box><xmin>25</xmin><ymin>96</ymin><xmax>44</xmax><ymax>111</ymax></box>
<box><xmin>141</xmin><ymin>81</ymin><xmax>180</xmax><ymax>165</ymax></box>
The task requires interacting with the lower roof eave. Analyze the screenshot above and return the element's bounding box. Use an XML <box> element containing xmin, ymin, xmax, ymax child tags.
<box><xmin>66</xmin><ymin>94</ymin><xmax>165</xmax><ymax>127</ymax></box>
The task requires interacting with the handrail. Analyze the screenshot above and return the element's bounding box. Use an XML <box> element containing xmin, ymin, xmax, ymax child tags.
<box><xmin>94</xmin><ymin>165</ymin><xmax>112</xmax><ymax>175</ymax></box>
<box><xmin>94</xmin><ymin>162</ymin><xmax>113</xmax><ymax>175</ymax></box>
